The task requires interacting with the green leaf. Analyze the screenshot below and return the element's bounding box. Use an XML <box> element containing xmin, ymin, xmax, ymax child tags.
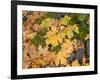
<box><xmin>50</xmin><ymin>44</ymin><xmax>61</xmax><ymax>54</ymax></box>
<box><xmin>32</xmin><ymin>34</ymin><xmax>45</xmax><ymax>47</ymax></box>
<box><xmin>68</xmin><ymin>13</ymin><xmax>89</xmax><ymax>25</ymax></box>
<box><xmin>40</xmin><ymin>18</ymin><xmax>51</xmax><ymax>28</ymax></box>
<box><xmin>38</xmin><ymin>28</ymin><xmax>48</xmax><ymax>36</ymax></box>
<box><xmin>45</xmin><ymin>12</ymin><xmax>57</xmax><ymax>18</ymax></box>
<box><xmin>68</xmin><ymin>13</ymin><xmax>79</xmax><ymax>24</ymax></box>
<box><xmin>60</xmin><ymin>15</ymin><xmax>71</xmax><ymax>25</ymax></box>
<box><xmin>36</xmin><ymin>16</ymin><xmax>46</xmax><ymax>24</ymax></box>
<box><xmin>37</xmin><ymin>12</ymin><xmax>58</xmax><ymax>24</ymax></box>
<box><xmin>77</xmin><ymin>14</ymin><xmax>87</xmax><ymax>21</ymax></box>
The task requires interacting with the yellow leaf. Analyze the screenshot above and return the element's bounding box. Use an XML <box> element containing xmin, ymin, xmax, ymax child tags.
<box><xmin>54</xmin><ymin>50</ymin><xmax>67</xmax><ymax>66</ymax></box>
<box><xmin>66</xmin><ymin>30</ymin><xmax>74</xmax><ymax>39</ymax></box>
<box><xmin>45</xmin><ymin>34</ymin><xmax>59</xmax><ymax>46</ymax></box>
<box><xmin>73</xmin><ymin>24</ymin><xmax>79</xmax><ymax>33</ymax></box>
<box><xmin>45</xmin><ymin>26</ymin><xmax>59</xmax><ymax>46</ymax></box>
<box><xmin>40</xmin><ymin>18</ymin><xmax>52</xmax><ymax>29</ymax></box>
<box><xmin>60</xmin><ymin>15</ymin><xmax>71</xmax><ymax>25</ymax></box>
<box><xmin>85</xmin><ymin>34</ymin><xmax>90</xmax><ymax>40</ymax></box>
<box><xmin>57</xmin><ymin>31</ymin><xmax>66</xmax><ymax>43</ymax></box>
<box><xmin>63</xmin><ymin>25</ymin><xmax>79</xmax><ymax>39</ymax></box>
<box><xmin>61</xmin><ymin>39</ymin><xmax>73</xmax><ymax>54</ymax></box>
<box><xmin>72</xmin><ymin>60</ymin><xmax>80</xmax><ymax>66</ymax></box>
